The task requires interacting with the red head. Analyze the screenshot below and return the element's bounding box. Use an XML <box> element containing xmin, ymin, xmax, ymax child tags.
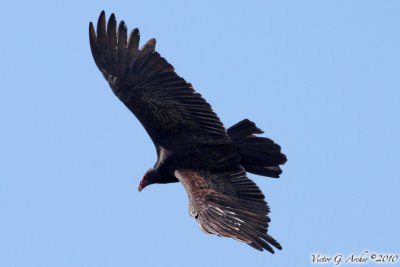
<box><xmin>138</xmin><ymin>168</ymin><xmax>157</xmax><ymax>192</ymax></box>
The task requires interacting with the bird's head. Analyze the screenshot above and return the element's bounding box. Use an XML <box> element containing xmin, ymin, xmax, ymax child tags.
<box><xmin>138</xmin><ymin>168</ymin><xmax>158</xmax><ymax>192</ymax></box>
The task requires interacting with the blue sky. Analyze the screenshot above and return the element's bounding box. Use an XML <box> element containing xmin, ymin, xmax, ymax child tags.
<box><xmin>1</xmin><ymin>1</ymin><xmax>399</xmax><ymax>266</ymax></box>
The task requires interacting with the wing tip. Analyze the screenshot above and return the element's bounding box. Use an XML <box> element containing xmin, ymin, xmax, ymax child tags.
<box><xmin>99</xmin><ymin>10</ymin><xmax>106</xmax><ymax>18</ymax></box>
<box><xmin>147</xmin><ymin>38</ymin><xmax>157</xmax><ymax>48</ymax></box>
<box><xmin>261</xmin><ymin>233</ymin><xmax>282</xmax><ymax>253</ymax></box>
<box><xmin>118</xmin><ymin>20</ymin><xmax>127</xmax><ymax>31</ymax></box>
<box><xmin>98</xmin><ymin>10</ymin><xmax>106</xmax><ymax>25</ymax></box>
<box><xmin>89</xmin><ymin>21</ymin><xmax>95</xmax><ymax>37</ymax></box>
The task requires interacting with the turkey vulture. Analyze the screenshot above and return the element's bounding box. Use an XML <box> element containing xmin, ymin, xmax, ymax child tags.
<box><xmin>89</xmin><ymin>11</ymin><xmax>287</xmax><ymax>253</ymax></box>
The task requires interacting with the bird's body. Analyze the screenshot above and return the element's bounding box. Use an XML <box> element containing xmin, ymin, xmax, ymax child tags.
<box><xmin>89</xmin><ymin>11</ymin><xmax>287</xmax><ymax>253</ymax></box>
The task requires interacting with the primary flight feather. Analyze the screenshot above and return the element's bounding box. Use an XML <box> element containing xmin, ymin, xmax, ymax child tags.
<box><xmin>89</xmin><ymin>11</ymin><xmax>287</xmax><ymax>253</ymax></box>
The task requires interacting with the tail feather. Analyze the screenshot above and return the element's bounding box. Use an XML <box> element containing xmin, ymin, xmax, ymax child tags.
<box><xmin>227</xmin><ymin>119</ymin><xmax>264</xmax><ymax>139</ymax></box>
<box><xmin>228</xmin><ymin>119</ymin><xmax>287</xmax><ymax>178</ymax></box>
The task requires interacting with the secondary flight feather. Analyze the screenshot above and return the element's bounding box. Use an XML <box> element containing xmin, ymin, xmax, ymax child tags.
<box><xmin>89</xmin><ymin>11</ymin><xmax>287</xmax><ymax>253</ymax></box>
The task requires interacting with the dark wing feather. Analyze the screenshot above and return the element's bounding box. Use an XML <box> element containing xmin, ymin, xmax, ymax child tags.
<box><xmin>89</xmin><ymin>11</ymin><xmax>230</xmax><ymax>149</ymax></box>
<box><xmin>174</xmin><ymin>168</ymin><xmax>282</xmax><ymax>253</ymax></box>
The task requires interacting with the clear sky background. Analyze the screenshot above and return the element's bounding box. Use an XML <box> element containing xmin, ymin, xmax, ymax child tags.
<box><xmin>1</xmin><ymin>1</ymin><xmax>399</xmax><ymax>266</ymax></box>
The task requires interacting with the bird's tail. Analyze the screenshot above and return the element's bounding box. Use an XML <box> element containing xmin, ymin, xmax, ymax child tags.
<box><xmin>227</xmin><ymin>119</ymin><xmax>287</xmax><ymax>178</ymax></box>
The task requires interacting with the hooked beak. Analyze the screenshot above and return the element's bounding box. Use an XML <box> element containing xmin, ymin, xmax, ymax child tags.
<box><xmin>138</xmin><ymin>180</ymin><xmax>147</xmax><ymax>192</ymax></box>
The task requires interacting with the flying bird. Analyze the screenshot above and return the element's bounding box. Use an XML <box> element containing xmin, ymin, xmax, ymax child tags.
<box><xmin>89</xmin><ymin>11</ymin><xmax>287</xmax><ymax>253</ymax></box>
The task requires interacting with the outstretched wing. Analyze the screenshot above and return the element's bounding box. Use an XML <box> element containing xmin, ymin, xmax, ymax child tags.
<box><xmin>174</xmin><ymin>167</ymin><xmax>282</xmax><ymax>253</ymax></box>
<box><xmin>89</xmin><ymin>11</ymin><xmax>230</xmax><ymax>150</ymax></box>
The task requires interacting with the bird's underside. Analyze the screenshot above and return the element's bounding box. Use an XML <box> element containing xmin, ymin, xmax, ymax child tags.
<box><xmin>89</xmin><ymin>11</ymin><xmax>286</xmax><ymax>253</ymax></box>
